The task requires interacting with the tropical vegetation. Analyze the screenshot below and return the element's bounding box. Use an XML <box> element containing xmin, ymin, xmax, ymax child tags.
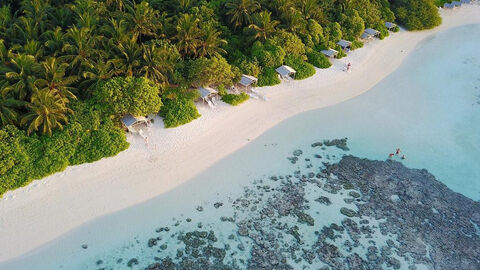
<box><xmin>0</xmin><ymin>0</ymin><xmax>442</xmax><ymax>195</ymax></box>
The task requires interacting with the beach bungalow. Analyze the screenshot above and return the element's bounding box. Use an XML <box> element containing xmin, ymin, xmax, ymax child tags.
<box><xmin>336</xmin><ymin>40</ymin><xmax>352</xmax><ymax>51</ymax></box>
<box><xmin>460</xmin><ymin>0</ymin><xmax>471</xmax><ymax>4</ymax></box>
<box><xmin>276</xmin><ymin>65</ymin><xmax>296</xmax><ymax>80</ymax></box>
<box><xmin>443</xmin><ymin>2</ymin><xmax>454</xmax><ymax>8</ymax></box>
<box><xmin>198</xmin><ymin>86</ymin><xmax>218</xmax><ymax>108</ymax></box>
<box><xmin>452</xmin><ymin>1</ymin><xmax>462</xmax><ymax>6</ymax></box>
<box><xmin>239</xmin><ymin>74</ymin><xmax>258</xmax><ymax>90</ymax></box>
<box><xmin>365</xmin><ymin>28</ymin><xmax>380</xmax><ymax>38</ymax></box>
<box><xmin>361</xmin><ymin>28</ymin><xmax>380</xmax><ymax>41</ymax></box>
<box><xmin>385</xmin><ymin>22</ymin><xmax>397</xmax><ymax>31</ymax></box>
<box><xmin>321</xmin><ymin>48</ymin><xmax>339</xmax><ymax>58</ymax></box>
<box><xmin>121</xmin><ymin>114</ymin><xmax>150</xmax><ymax>134</ymax></box>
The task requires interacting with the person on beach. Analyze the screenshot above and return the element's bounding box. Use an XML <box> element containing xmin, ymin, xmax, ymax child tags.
<box><xmin>346</xmin><ymin>63</ymin><xmax>351</xmax><ymax>72</ymax></box>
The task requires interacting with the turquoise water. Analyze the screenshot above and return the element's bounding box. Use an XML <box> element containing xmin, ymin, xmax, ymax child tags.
<box><xmin>2</xmin><ymin>24</ymin><xmax>480</xmax><ymax>269</ymax></box>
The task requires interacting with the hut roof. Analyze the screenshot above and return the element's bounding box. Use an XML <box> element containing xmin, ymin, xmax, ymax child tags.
<box><xmin>337</xmin><ymin>40</ymin><xmax>352</xmax><ymax>48</ymax></box>
<box><xmin>198</xmin><ymin>87</ymin><xmax>218</xmax><ymax>98</ymax></box>
<box><xmin>460</xmin><ymin>0</ymin><xmax>470</xmax><ymax>3</ymax></box>
<box><xmin>121</xmin><ymin>114</ymin><xmax>147</xmax><ymax>127</ymax></box>
<box><xmin>452</xmin><ymin>1</ymin><xmax>461</xmax><ymax>6</ymax></box>
<box><xmin>361</xmin><ymin>32</ymin><xmax>371</xmax><ymax>39</ymax></box>
<box><xmin>365</xmin><ymin>28</ymin><xmax>380</xmax><ymax>36</ymax></box>
<box><xmin>239</xmin><ymin>74</ymin><xmax>258</xmax><ymax>87</ymax></box>
<box><xmin>321</xmin><ymin>48</ymin><xmax>339</xmax><ymax>58</ymax></box>
<box><xmin>385</xmin><ymin>22</ymin><xmax>396</xmax><ymax>29</ymax></box>
<box><xmin>443</xmin><ymin>2</ymin><xmax>454</xmax><ymax>8</ymax></box>
<box><xmin>276</xmin><ymin>65</ymin><xmax>296</xmax><ymax>76</ymax></box>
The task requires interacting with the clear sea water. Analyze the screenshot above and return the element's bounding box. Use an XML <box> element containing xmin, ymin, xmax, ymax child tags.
<box><xmin>2</xmin><ymin>24</ymin><xmax>480</xmax><ymax>269</ymax></box>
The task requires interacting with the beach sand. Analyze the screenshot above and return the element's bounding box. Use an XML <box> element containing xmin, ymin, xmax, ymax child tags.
<box><xmin>1</xmin><ymin>4</ymin><xmax>480</xmax><ymax>262</ymax></box>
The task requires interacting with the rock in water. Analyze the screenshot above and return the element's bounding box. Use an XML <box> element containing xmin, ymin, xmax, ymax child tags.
<box><xmin>325</xmin><ymin>156</ymin><xmax>480</xmax><ymax>270</ymax></box>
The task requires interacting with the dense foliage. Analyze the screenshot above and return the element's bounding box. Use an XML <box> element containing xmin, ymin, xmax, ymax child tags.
<box><xmin>221</xmin><ymin>92</ymin><xmax>250</xmax><ymax>106</ymax></box>
<box><xmin>0</xmin><ymin>0</ymin><xmax>443</xmax><ymax>194</ymax></box>
<box><xmin>93</xmin><ymin>77</ymin><xmax>163</xmax><ymax>116</ymax></box>
<box><xmin>160</xmin><ymin>89</ymin><xmax>201</xmax><ymax>128</ymax></box>
<box><xmin>0</xmin><ymin>101</ymin><xmax>128</xmax><ymax>196</ymax></box>
<box><xmin>391</xmin><ymin>0</ymin><xmax>442</xmax><ymax>30</ymax></box>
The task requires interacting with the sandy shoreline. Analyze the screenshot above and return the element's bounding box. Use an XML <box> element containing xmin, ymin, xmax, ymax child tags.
<box><xmin>1</xmin><ymin>5</ymin><xmax>480</xmax><ymax>262</ymax></box>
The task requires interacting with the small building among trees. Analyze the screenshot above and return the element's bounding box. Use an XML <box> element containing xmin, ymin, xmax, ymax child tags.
<box><xmin>337</xmin><ymin>40</ymin><xmax>352</xmax><ymax>51</ymax></box>
<box><xmin>321</xmin><ymin>48</ymin><xmax>339</xmax><ymax>58</ymax></box>
<box><xmin>385</xmin><ymin>22</ymin><xmax>397</xmax><ymax>31</ymax></box>
<box><xmin>198</xmin><ymin>87</ymin><xmax>219</xmax><ymax>108</ymax></box>
<box><xmin>239</xmin><ymin>74</ymin><xmax>258</xmax><ymax>90</ymax></box>
<box><xmin>121</xmin><ymin>114</ymin><xmax>150</xmax><ymax>134</ymax></box>
<box><xmin>276</xmin><ymin>65</ymin><xmax>296</xmax><ymax>80</ymax></box>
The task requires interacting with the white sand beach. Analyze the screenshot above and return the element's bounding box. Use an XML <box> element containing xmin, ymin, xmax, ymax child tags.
<box><xmin>1</xmin><ymin>4</ymin><xmax>480</xmax><ymax>262</ymax></box>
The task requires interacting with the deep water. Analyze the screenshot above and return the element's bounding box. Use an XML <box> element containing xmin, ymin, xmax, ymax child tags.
<box><xmin>2</xmin><ymin>24</ymin><xmax>480</xmax><ymax>270</ymax></box>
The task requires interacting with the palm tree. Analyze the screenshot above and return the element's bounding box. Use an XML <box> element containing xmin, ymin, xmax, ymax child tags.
<box><xmin>20</xmin><ymin>0</ymin><xmax>52</xmax><ymax>34</ymax></box>
<box><xmin>20</xmin><ymin>88</ymin><xmax>72</xmax><ymax>136</ymax></box>
<box><xmin>12</xmin><ymin>16</ymin><xmax>40</xmax><ymax>44</ymax></box>
<box><xmin>198</xmin><ymin>25</ymin><xmax>227</xmax><ymax>57</ymax></box>
<box><xmin>141</xmin><ymin>42</ymin><xmax>178</xmax><ymax>84</ymax></box>
<box><xmin>174</xmin><ymin>14</ymin><xmax>201</xmax><ymax>57</ymax></box>
<box><xmin>35</xmin><ymin>57</ymin><xmax>78</xmax><ymax>101</ymax></box>
<box><xmin>79</xmin><ymin>56</ymin><xmax>116</xmax><ymax>94</ymax></box>
<box><xmin>111</xmin><ymin>34</ymin><xmax>142</xmax><ymax>77</ymax></box>
<box><xmin>125</xmin><ymin>1</ymin><xmax>159</xmax><ymax>41</ymax></box>
<box><xmin>225</xmin><ymin>0</ymin><xmax>260</xmax><ymax>29</ymax></box>
<box><xmin>0</xmin><ymin>6</ymin><xmax>12</xmax><ymax>38</ymax></box>
<box><xmin>4</xmin><ymin>54</ymin><xmax>40</xmax><ymax>100</ymax></box>
<box><xmin>297</xmin><ymin>0</ymin><xmax>321</xmax><ymax>21</ymax></box>
<box><xmin>102</xmin><ymin>18</ymin><xmax>129</xmax><ymax>44</ymax></box>
<box><xmin>0</xmin><ymin>39</ymin><xmax>13</xmax><ymax>67</ymax></box>
<box><xmin>0</xmin><ymin>94</ymin><xmax>23</xmax><ymax>126</ymax></box>
<box><xmin>20</xmin><ymin>40</ymin><xmax>44</xmax><ymax>60</ymax></box>
<box><xmin>61</xmin><ymin>26</ymin><xmax>98</xmax><ymax>72</ymax></box>
<box><xmin>248</xmin><ymin>11</ymin><xmax>279</xmax><ymax>42</ymax></box>
<box><xmin>282</xmin><ymin>9</ymin><xmax>306</xmax><ymax>34</ymax></box>
<box><xmin>42</xmin><ymin>27</ymin><xmax>66</xmax><ymax>56</ymax></box>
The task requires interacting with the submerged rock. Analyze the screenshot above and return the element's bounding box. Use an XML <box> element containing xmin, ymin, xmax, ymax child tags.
<box><xmin>340</xmin><ymin>207</ymin><xmax>357</xmax><ymax>217</ymax></box>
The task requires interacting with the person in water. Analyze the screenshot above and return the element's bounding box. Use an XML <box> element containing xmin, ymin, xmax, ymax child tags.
<box><xmin>396</xmin><ymin>148</ymin><xmax>401</xmax><ymax>155</ymax></box>
<box><xmin>388</xmin><ymin>153</ymin><xmax>394</xmax><ymax>159</ymax></box>
<box><xmin>401</xmin><ymin>155</ymin><xmax>406</xmax><ymax>160</ymax></box>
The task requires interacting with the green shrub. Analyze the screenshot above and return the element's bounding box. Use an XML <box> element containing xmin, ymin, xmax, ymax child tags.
<box><xmin>160</xmin><ymin>89</ymin><xmax>201</xmax><ymax>128</ymax></box>
<box><xmin>392</xmin><ymin>0</ymin><xmax>441</xmax><ymax>30</ymax></box>
<box><xmin>188</xmin><ymin>56</ymin><xmax>238</xmax><ymax>88</ymax></box>
<box><xmin>257</xmin><ymin>67</ymin><xmax>281</xmax><ymax>87</ymax></box>
<box><xmin>284</xmin><ymin>55</ymin><xmax>316</xmax><ymax>80</ymax></box>
<box><xmin>272</xmin><ymin>30</ymin><xmax>306</xmax><ymax>57</ymax></box>
<box><xmin>251</xmin><ymin>41</ymin><xmax>285</xmax><ymax>68</ymax></box>
<box><xmin>221</xmin><ymin>93</ymin><xmax>250</xmax><ymax>106</ymax></box>
<box><xmin>0</xmin><ymin>101</ymin><xmax>129</xmax><ymax>197</ymax></box>
<box><xmin>335</xmin><ymin>45</ymin><xmax>347</xmax><ymax>59</ymax></box>
<box><xmin>93</xmin><ymin>77</ymin><xmax>163</xmax><ymax>117</ymax></box>
<box><xmin>307</xmin><ymin>50</ymin><xmax>332</xmax><ymax>69</ymax></box>
<box><xmin>351</xmin><ymin>40</ymin><xmax>364</xmax><ymax>50</ymax></box>
<box><xmin>392</xmin><ymin>25</ymin><xmax>400</xmax><ymax>32</ymax></box>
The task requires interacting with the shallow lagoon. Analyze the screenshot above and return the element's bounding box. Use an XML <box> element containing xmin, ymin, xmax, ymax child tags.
<box><xmin>3</xmin><ymin>24</ymin><xmax>480</xmax><ymax>269</ymax></box>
